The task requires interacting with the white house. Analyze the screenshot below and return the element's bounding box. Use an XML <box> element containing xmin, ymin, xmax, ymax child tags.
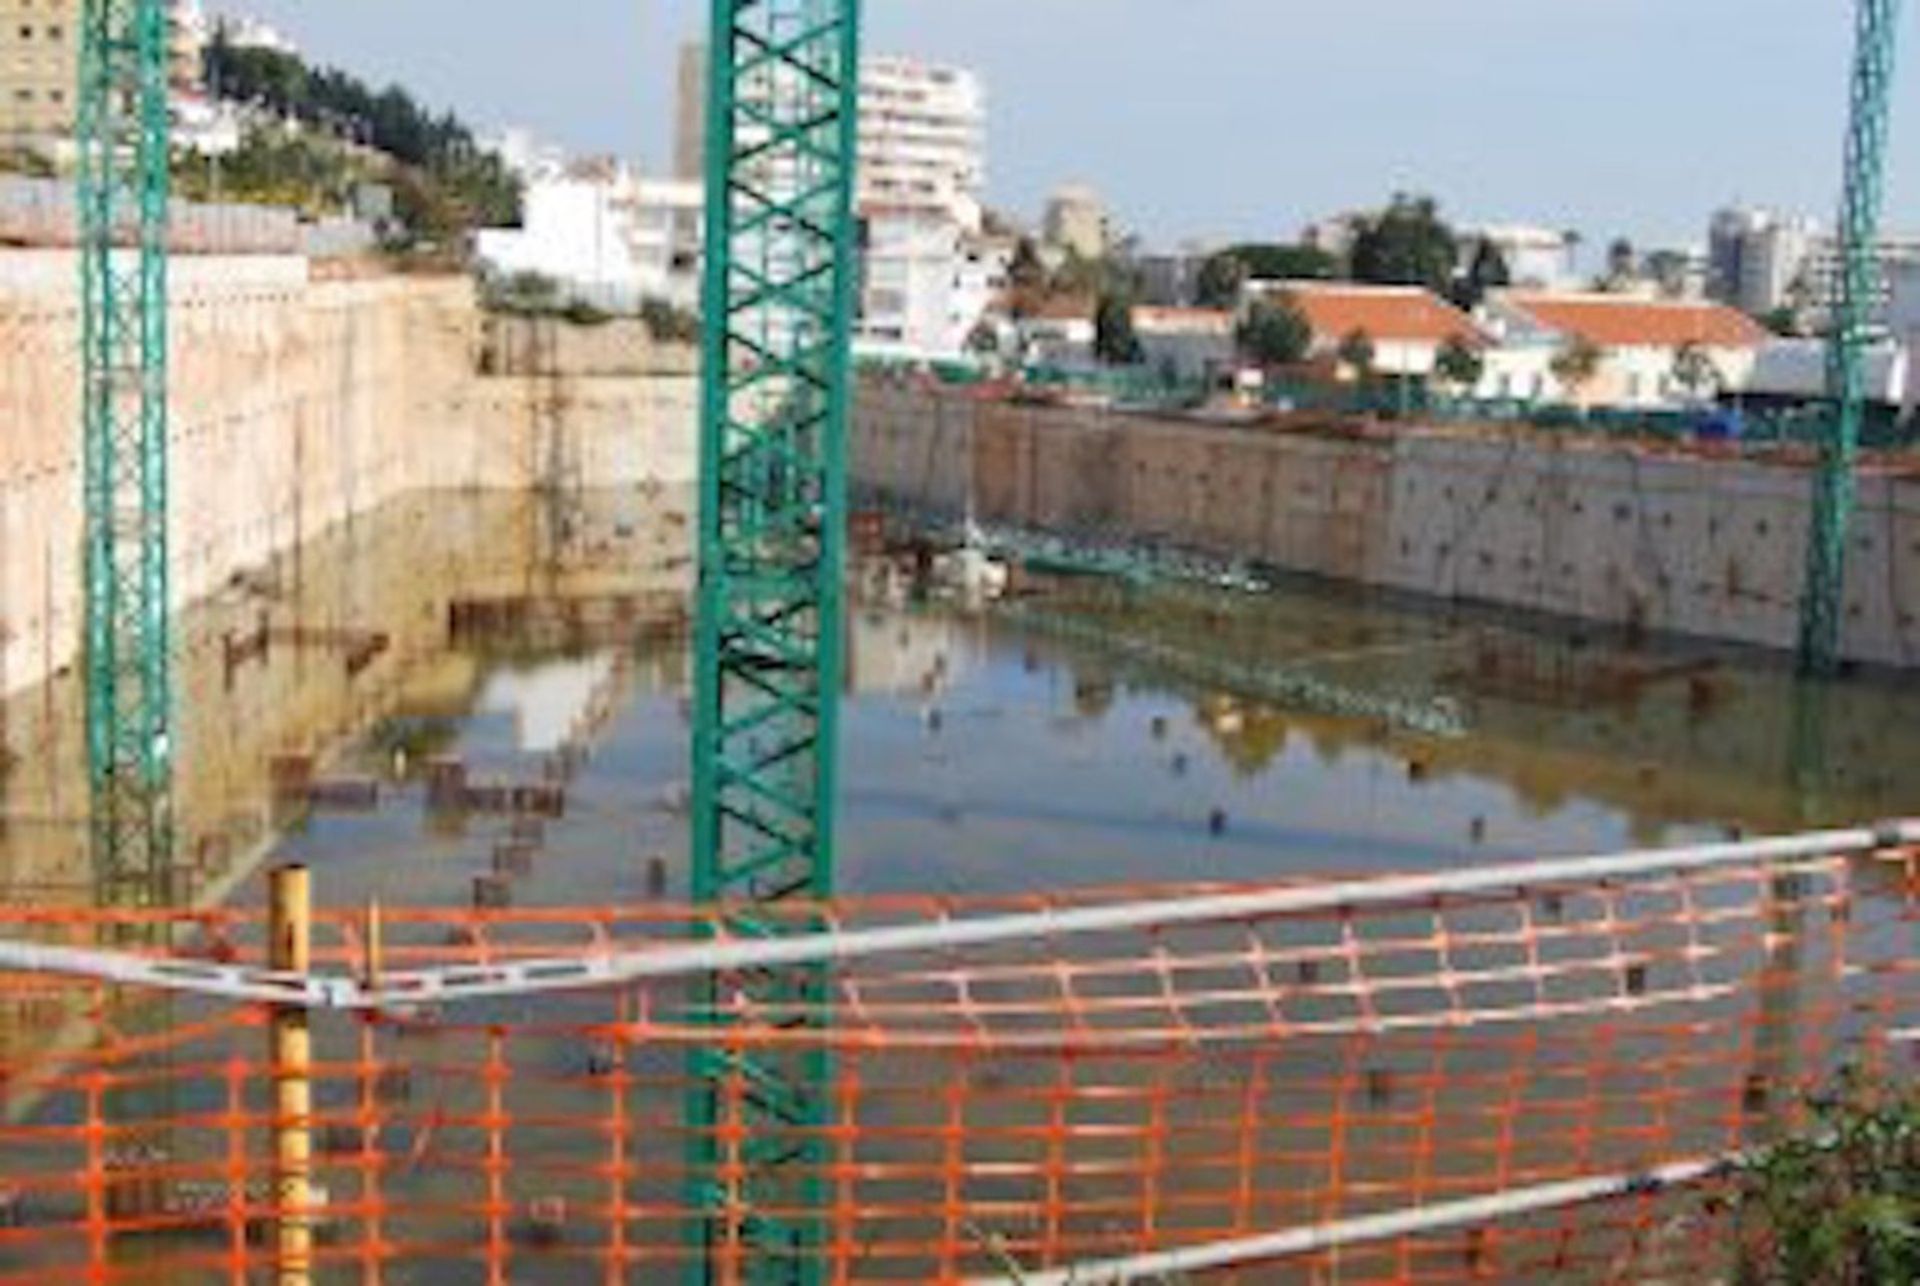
<box><xmin>630</xmin><ymin>177</ymin><xmax>704</xmax><ymax>311</ymax></box>
<box><xmin>1477</xmin><ymin>290</ymin><xmax>1769</xmax><ymax>408</ymax></box>
<box><xmin>1243</xmin><ymin>280</ymin><xmax>1486</xmax><ymax>379</ymax></box>
<box><xmin>1133</xmin><ymin>306</ymin><xmax>1235</xmax><ymax>383</ymax></box>
<box><xmin>1017</xmin><ymin>298</ymin><xmax>1097</xmax><ymax>369</ymax></box>
<box><xmin>476</xmin><ymin>160</ymin><xmax>701</xmax><ymax>310</ymax></box>
<box><xmin>857</xmin><ymin>211</ymin><xmax>1011</xmax><ymax>360</ymax></box>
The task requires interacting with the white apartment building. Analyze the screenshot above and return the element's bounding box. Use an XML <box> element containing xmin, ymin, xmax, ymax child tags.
<box><xmin>1460</xmin><ymin>224</ymin><xmax>1576</xmax><ymax>289</ymax></box>
<box><xmin>858</xmin><ymin>55</ymin><xmax>985</xmax><ymax>230</ymax></box>
<box><xmin>483</xmin><ymin>127</ymin><xmax>568</xmax><ymax>183</ymax></box>
<box><xmin>1708</xmin><ymin>203</ymin><xmax>1920</xmax><ymax>322</ymax></box>
<box><xmin>674</xmin><ymin>45</ymin><xmax>996</xmax><ymax>359</ymax></box>
<box><xmin>858</xmin><ymin>211</ymin><xmax>1011</xmax><ymax>359</ymax></box>
<box><xmin>1709</xmin><ymin>207</ymin><xmax>1818</xmax><ymax>316</ymax></box>
<box><xmin>476</xmin><ymin>160</ymin><xmax>702</xmax><ymax>311</ymax></box>
<box><xmin>856</xmin><ymin>56</ymin><xmax>993</xmax><ymax>358</ymax></box>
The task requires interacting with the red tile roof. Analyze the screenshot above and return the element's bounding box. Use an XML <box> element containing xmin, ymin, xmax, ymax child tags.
<box><xmin>1027</xmin><ymin>295</ymin><xmax>1095</xmax><ymax>321</ymax></box>
<box><xmin>1499</xmin><ymin>291</ymin><xmax>1769</xmax><ymax>349</ymax></box>
<box><xmin>1133</xmin><ymin>306</ymin><xmax>1234</xmax><ymax>334</ymax></box>
<box><xmin>1258</xmin><ymin>282</ymin><xmax>1485</xmax><ymax>347</ymax></box>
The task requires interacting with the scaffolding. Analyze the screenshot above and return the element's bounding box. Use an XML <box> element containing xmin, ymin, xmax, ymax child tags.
<box><xmin>76</xmin><ymin>0</ymin><xmax>175</xmax><ymax>908</ymax></box>
<box><xmin>689</xmin><ymin>0</ymin><xmax>863</xmax><ymax>1277</ymax></box>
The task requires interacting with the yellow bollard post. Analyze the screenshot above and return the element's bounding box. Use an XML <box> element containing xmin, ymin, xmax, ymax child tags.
<box><xmin>269</xmin><ymin>865</ymin><xmax>313</xmax><ymax>1285</ymax></box>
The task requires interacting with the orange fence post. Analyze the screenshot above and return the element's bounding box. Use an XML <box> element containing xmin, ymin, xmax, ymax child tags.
<box><xmin>269</xmin><ymin>865</ymin><xmax>314</xmax><ymax>1286</ymax></box>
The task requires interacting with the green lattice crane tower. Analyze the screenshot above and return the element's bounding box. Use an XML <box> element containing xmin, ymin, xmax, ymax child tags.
<box><xmin>1802</xmin><ymin>0</ymin><xmax>1902</xmax><ymax>677</ymax></box>
<box><xmin>77</xmin><ymin>0</ymin><xmax>175</xmax><ymax>907</ymax></box>
<box><xmin>686</xmin><ymin>0</ymin><xmax>861</xmax><ymax>1278</ymax></box>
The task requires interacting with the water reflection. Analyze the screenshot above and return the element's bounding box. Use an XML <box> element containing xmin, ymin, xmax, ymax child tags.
<box><xmin>2</xmin><ymin>489</ymin><xmax>1915</xmax><ymax>914</ymax></box>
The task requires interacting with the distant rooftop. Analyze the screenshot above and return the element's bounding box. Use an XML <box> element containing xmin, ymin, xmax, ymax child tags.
<box><xmin>1254</xmin><ymin>280</ymin><xmax>1484</xmax><ymax>347</ymax></box>
<box><xmin>1495</xmin><ymin>290</ymin><xmax>1769</xmax><ymax>348</ymax></box>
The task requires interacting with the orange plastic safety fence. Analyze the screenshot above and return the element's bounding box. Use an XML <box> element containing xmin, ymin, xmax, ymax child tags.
<box><xmin>0</xmin><ymin>849</ymin><xmax>1909</xmax><ymax>1282</ymax></box>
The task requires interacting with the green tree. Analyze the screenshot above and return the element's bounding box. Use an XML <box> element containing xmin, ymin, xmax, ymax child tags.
<box><xmin>1234</xmin><ymin>243</ymin><xmax>1339</xmax><ymax>281</ymax></box>
<box><xmin>1006</xmin><ymin>237</ymin><xmax>1050</xmax><ymax>320</ymax></box>
<box><xmin>1053</xmin><ymin>247</ymin><xmax>1107</xmax><ymax>298</ymax></box>
<box><xmin>965</xmin><ymin>319</ymin><xmax>1002</xmax><ymax>361</ymax></box>
<box><xmin>1337</xmin><ymin>328</ymin><xmax>1377</xmax><ymax>381</ymax></box>
<box><xmin>1093</xmin><ymin>292</ymin><xmax>1143</xmax><ymax>365</ymax></box>
<box><xmin>1670</xmin><ymin>341</ymin><xmax>1721</xmax><ymax>401</ymax></box>
<box><xmin>1434</xmin><ymin>335</ymin><xmax>1486</xmax><ymax>393</ymax></box>
<box><xmin>1236</xmin><ymin>297</ymin><xmax>1313</xmax><ymax>368</ymax></box>
<box><xmin>640</xmin><ymin>297</ymin><xmax>701</xmax><ymax>343</ymax></box>
<box><xmin>1349</xmin><ymin>194</ymin><xmax>1458</xmax><ymax>293</ymax></box>
<box><xmin>1734</xmin><ymin>1071</ymin><xmax>1920</xmax><ymax>1284</ymax></box>
<box><xmin>1452</xmin><ymin>238</ymin><xmax>1511</xmax><ymax>310</ymax></box>
<box><xmin>1606</xmin><ymin>236</ymin><xmax>1638</xmax><ymax>281</ymax></box>
<box><xmin>1550</xmin><ymin>335</ymin><xmax>1604</xmax><ymax>403</ymax></box>
<box><xmin>1195</xmin><ymin>243</ymin><xmax>1338</xmax><ymax>308</ymax></box>
<box><xmin>1195</xmin><ymin>253</ymin><xmax>1250</xmax><ymax>310</ymax></box>
<box><xmin>1762</xmin><ymin>305</ymin><xmax>1801</xmax><ymax>338</ymax></box>
<box><xmin>203</xmin><ymin>21</ymin><xmax>522</xmax><ymax>238</ymax></box>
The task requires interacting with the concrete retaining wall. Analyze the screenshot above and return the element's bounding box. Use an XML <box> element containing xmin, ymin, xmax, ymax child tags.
<box><xmin>0</xmin><ymin>251</ymin><xmax>698</xmax><ymax>698</ymax></box>
<box><xmin>854</xmin><ymin>384</ymin><xmax>1920</xmax><ymax>668</ymax></box>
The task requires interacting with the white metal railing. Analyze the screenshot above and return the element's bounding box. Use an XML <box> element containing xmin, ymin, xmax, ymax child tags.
<box><xmin>0</xmin><ymin>821</ymin><xmax>1910</xmax><ymax>1012</ymax></box>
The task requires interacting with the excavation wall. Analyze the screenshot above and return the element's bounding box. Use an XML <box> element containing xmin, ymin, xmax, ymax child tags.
<box><xmin>0</xmin><ymin>252</ymin><xmax>698</xmax><ymax>696</ymax></box>
<box><xmin>854</xmin><ymin>384</ymin><xmax>1920</xmax><ymax>668</ymax></box>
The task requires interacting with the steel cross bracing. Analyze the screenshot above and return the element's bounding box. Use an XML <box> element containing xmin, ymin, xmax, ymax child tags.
<box><xmin>1802</xmin><ymin>0</ymin><xmax>1903</xmax><ymax>676</ymax></box>
<box><xmin>77</xmin><ymin>0</ymin><xmax>176</xmax><ymax>909</ymax></box>
<box><xmin>688</xmin><ymin>0</ymin><xmax>861</xmax><ymax>1279</ymax></box>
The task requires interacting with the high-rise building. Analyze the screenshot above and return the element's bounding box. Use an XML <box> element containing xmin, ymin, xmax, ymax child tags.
<box><xmin>1042</xmin><ymin>183</ymin><xmax>1108</xmax><ymax>261</ymax></box>
<box><xmin>857</xmin><ymin>55</ymin><xmax>985</xmax><ymax>229</ymax></box>
<box><xmin>675</xmin><ymin>42</ymin><xmax>994</xmax><ymax>358</ymax></box>
<box><xmin>1707</xmin><ymin>204</ymin><xmax>1920</xmax><ymax>324</ymax></box>
<box><xmin>1708</xmin><ymin>207</ymin><xmax>1817</xmax><ymax>316</ymax></box>
<box><xmin>672</xmin><ymin>41</ymin><xmax>706</xmax><ymax>181</ymax></box>
<box><xmin>0</xmin><ymin>0</ymin><xmax>78</xmax><ymax>142</ymax></box>
<box><xmin>673</xmin><ymin>44</ymin><xmax>985</xmax><ymax>225</ymax></box>
<box><xmin>854</xmin><ymin>56</ymin><xmax>989</xmax><ymax>356</ymax></box>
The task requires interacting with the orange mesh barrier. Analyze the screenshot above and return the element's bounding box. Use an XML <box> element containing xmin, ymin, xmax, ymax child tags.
<box><xmin>0</xmin><ymin>845</ymin><xmax>1912</xmax><ymax>1282</ymax></box>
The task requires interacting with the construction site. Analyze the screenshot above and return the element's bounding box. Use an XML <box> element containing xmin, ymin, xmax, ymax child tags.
<box><xmin>0</xmin><ymin>1</ymin><xmax>1916</xmax><ymax>1283</ymax></box>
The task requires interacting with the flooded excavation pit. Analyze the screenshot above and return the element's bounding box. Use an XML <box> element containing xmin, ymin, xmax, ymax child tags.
<box><xmin>0</xmin><ymin>491</ymin><xmax>1917</xmax><ymax>1282</ymax></box>
<box><xmin>3</xmin><ymin>480</ymin><xmax>1901</xmax><ymax>917</ymax></box>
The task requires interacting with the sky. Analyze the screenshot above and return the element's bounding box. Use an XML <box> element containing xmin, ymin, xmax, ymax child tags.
<box><xmin>223</xmin><ymin>0</ymin><xmax>1920</xmax><ymax>251</ymax></box>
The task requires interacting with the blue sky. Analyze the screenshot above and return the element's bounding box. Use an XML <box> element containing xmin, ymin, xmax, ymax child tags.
<box><xmin>226</xmin><ymin>1</ymin><xmax>1920</xmax><ymax>250</ymax></box>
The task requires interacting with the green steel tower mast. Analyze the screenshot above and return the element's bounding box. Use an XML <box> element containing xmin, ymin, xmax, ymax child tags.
<box><xmin>1801</xmin><ymin>0</ymin><xmax>1902</xmax><ymax>676</ymax></box>
<box><xmin>77</xmin><ymin>0</ymin><xmax>175</xmax><ymax>906</ymax></box>
<box><xmin>686</xmin><ymin>0</ymin><xmax>861</xmax><ymax>1277</ymax></box>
